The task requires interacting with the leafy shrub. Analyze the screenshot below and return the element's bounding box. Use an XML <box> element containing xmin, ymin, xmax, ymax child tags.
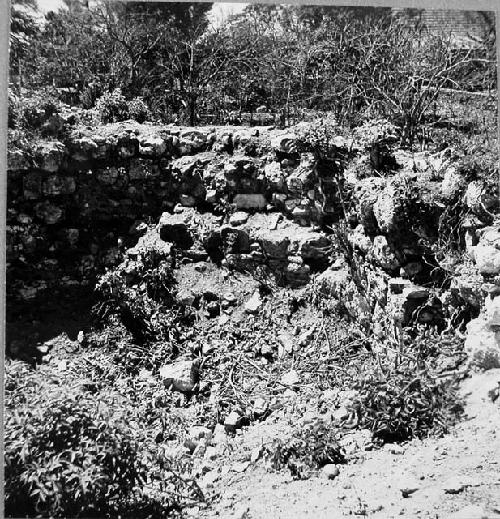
<box><xmin>94</xmin><ymin>233</ymin><xmax>177</xmax><ymax>345</ymax></box>
<box><xmin>295</xmin><ymin>116</ymin><xmax>344</xmax><ymax>159</ymax></box>
<box><xmin>351</xmin><ymin>362</ymin><xmax>463</xmax><ymax>444</ymax></box>
<box><xmin>95</xmin><ymin>88</ymin><xmax>129</xmax><ymax>123</ymax></box>
<box><xmin>128</xmin><ymin>97</ymin><xmax>151</xmax><ymax>123</ymax></box>
<box><xmin>265</xmin><ymin>421</ymin><xmax>346</xmax><ymax>480</ymax></box>
<box><xmin>79</xmin><ymin>81</ymin><xmax>103</xmax><ymax>109</ymax></box>
<box><xmin>5</xmin><ymin>361</ymin><xmax>203</xmax><ymax>518</ymax></box>
<box><xmin>6</xmin><ymin>394</ymin><xmax>152</xmax><ymax>518</ymax></box>
<box><xmin>9</xmin><ymin>89</ymin><xmax>61</xmax><ymax>134</ymax></box>
<box><xmin>456</xmin><ymin>153</ymin><xmax>499</xmax><ymax>183</ymax></box>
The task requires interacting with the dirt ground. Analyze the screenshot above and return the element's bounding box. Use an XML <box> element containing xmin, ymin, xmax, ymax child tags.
<box><xmin>199</xmin><ymin>370</ymin><xmax>500</xmax><ymax>519</ymax></box>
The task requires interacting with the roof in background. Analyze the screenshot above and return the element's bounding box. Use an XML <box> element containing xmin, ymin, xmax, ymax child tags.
<box><xmin>392</xmin><ymin>9</ymin><xmax>495</xmax><ymax>48</ymax></box>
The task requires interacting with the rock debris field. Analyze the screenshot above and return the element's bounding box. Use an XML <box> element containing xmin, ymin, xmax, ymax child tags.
<box><xmin>5</xmin><ymin>117</ymin><xmax>500</xmax><ymax>518</ymax></box>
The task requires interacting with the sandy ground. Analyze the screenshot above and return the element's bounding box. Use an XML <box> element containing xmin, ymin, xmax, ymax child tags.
<box><xmin>201</xmin><ymin>370</ymin><xmax>500</xmax><ymax>519</ymax></box>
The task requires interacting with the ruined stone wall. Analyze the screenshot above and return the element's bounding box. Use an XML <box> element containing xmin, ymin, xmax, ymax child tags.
<box><xmin>8</xmin><ymin>119</ymin><xmax>497</xmax><ymax>308</ymax></box>
<box><xmin>7</xmin><ymin>122</ymin><xmax>347</xmax><ymax>300</ymax></box>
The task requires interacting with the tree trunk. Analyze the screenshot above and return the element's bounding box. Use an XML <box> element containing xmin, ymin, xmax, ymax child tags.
<box><xmin>189</xmin><ymin>94</ymin><xmax>196</xmax><ymax>126</ymax></box>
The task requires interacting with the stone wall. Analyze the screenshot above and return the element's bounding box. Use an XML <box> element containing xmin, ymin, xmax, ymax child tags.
<box><xmin>7</xmin><ymin>119</ymin><xmax>497</xmax><ymax>306</ymax></box>
<box><xmin>7</xmin><ymin>122</ymin><xmax>350</xmax><ymax>300</ymax></box>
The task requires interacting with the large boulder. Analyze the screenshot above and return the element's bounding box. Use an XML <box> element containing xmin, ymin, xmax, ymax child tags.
<box><xmin>440</xmin><ymin>166</ymin><xmax>466</xmax><ymax>200</ymax></box>
<box><xmin>35</xmin><ymin>141</ymin><xmax>66</xmax><ymax>172</ymax></box>
<box><xmin>159</xmin><ymin>359</ymin><xmax>200</xmax><ymax>392</ymax></box>
<box><xmin>465</xmin><ymin>316</ymin><xmax>500</xmax><ymax>370</ymax></box>
<box><xmin>271</xmin><ymin>133</ymin><xmax>298</xmax><ymax>154</ymax></box>
<box><xmin>233</xmin><ymin>194</ymin><xmax>267</xmax><ymax>210</ymax></box>
<box><xmin>352</xmin><ymin>177</ymin><xmax>386</xmax><ymax>233</ymax></box>
<box><xmin>264</xmin><ymin>161</ymin><xmax>285</xmax><ymax>191</ymax></box>
<box><xmin>157</xmin><ymin>211</ymin><xmax>194</xmax><ymax>249</ymax></box>
<box><xmin>138</xmin><ymin>135</ymin><xmax>167</xmax><ymax>157</ymax></box>
<box><xmin>473</xmin><ymin>226</ymin><xmax>500</xmax><ymax>276</ymax></box>
<box><xmin>220</xmin><ymin>225</ymin><xmax>250</xmax><ymax>254</ymax></box>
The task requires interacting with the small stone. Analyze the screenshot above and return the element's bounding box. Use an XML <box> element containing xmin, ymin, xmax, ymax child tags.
<box><xmin>323</xmin><ymin>464</ymin><xmax>340</xmax><ymax>479</ymax></box>
<box><xmin>222</xmin><ymin>291</ymin><xmax>237</xmax><ymax>305</ymax></box>
<box><xmin>252</xmin><ymin>397</ymin><xmax>268</xmax><ymax>416</ymax></box>
<box><xmin>332</xmin><ymin>406</ymin><xmax>349</xmax><ymax>422</ymax></box>
<box><xmin>391</xmin><ymin>445</ymin><xmax>405</xmax><ymax>455</ymax></box>
<box><xmin>37</xmin><ymin>344</ymin><xmax>49</xmax><ymax>355</ymax></box>
<box><xmin>129</xmin><ymin>220</ymin><xmax>148</xmax><ymax>236</ymax></box>
<box><xmin>233</xmin><ymin>505</ymin><xmax>250</xmax><ymax>519</ymax></box>
<box><xmin>189</xmin><ymin>426</ymin><xmax>212</xmax><ymax>441</ymax></box>
<box><xmin>219</xmin><ymin>314</ymin><xmax>230</xmax><ymax>326</ymax></box>
<box><xmin>250</xmin><ymin>445</ymin><xmax>263</xmax><ymax>463</ymax></box>
<box><xmin>206</xmin><ymin>301</ymin><xmax>220</xmax><ymax>318</ymax></box>
<box><xmin>277</xmin><ymin>331</ymin><xmax>294</xmax><ymax>357</ymax></box>
<box><xmin>211</xmin><ymin>424</ymin><xmax>227</xmax><ymax>445</ymax></box>
<box><xmin>232</xmin><ymin>461</ymin><xmax>250</xmax><ymax>473</ymax></box>
<box><xmin>245</xmin><ymin>291</ymin><xmax>262</xmax><ymax>314</ymax></box>
<box><xmin>224</xmin><ymin>411</ymin><xmax>242</xmax><ymax>433</ymax></box>
<box><xmin>442</xmin><ymin>476</ymin><xmax>478</xmax><ymax>494</ymax></box>
<box><xmin>177</xmin><ymin>289</ymin><xmax>195</xmax><ymax>306</ymax></box>
<box><xmin>205</xmin><ymin>189</ymin><xmax>218</xmax><ymax>204</ymax></box>
<box><xmin>229</xmin><ymin>211</ymin><xmax>249</xmax><ymax>226</ymax></box>
<box><xmin>204</xmin><ymin>446</ymin><xmax>219</xmax><ymax>461</ymax></box>
<box><xmin>400</xmin><ymin>484</ymin><xmax>420</xmax><ymax>498</ymax></box>
<box><xmin>200</xmin><ymin>470</ymin><xmax>219</xmax><ymax>488</ymax></box>
<box><xmin>180</xmin><ymin>194</ymin><xmax>197</xmax><ymax>207</ymax></box>
<box><xmin>280</xmin><ymin>369</ymin><xmax>301</xmax><ymax>387</ymax></box>
<box><xmin>56</xmin><ymin>359</ymin><xmax>68</xmax><ymax>371</ymax></box>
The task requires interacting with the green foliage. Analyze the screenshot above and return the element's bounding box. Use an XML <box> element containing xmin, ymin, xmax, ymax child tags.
<box><xmin>128</xmin><ymin>96</ymin><xmax>151</xmax><ymax>123</ymax></box>
<box><xmin>6</xmin><ymin>393</ymin><xmax>153</xmax><ymax>517</ymax></box>
<box><xmin>10</xmin><ymin>0</ymin><xmax>39</xmax><ymax>77</ymax></box>
<box><xmin>79</xmin><ymin>82</ymin><xmax>104</xmax><ymax>109</ymax></box>
<box><xmin>266</xmin><ymin>421</ymin><xmax>346</xmax><ymax>480</ymax></box>
<box><xmin>8</xmin><ymin>89</ymin><xmax>60</xmax><ymax>133</ymax></box>
<box><xmin>352</xmin><ymin>365</ymin><xmax>463</xmax><ymax>443</ymax></box>
<box><xmin>4</xmin><ymin>359</ymin><xmax>204</xmax><ymax>518</ymax></box>
<box><xmin>295</xmin><ymin>116</ymin><xmax>343</xmax><ymax>157</ymax></box>
<box><xmin>95</xmin><ymin>88</ymin><xmax>129</xmax><ymax>123</ymax></box>
<box><xmin>94</xmin><ymin>233</ymin><xmax>177</xmax><ymax>345</ymax></box>
<box><xmin>13</xmin><ymin>1</ymin><xmax>496</xmax><ymax>132</ymax></box>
